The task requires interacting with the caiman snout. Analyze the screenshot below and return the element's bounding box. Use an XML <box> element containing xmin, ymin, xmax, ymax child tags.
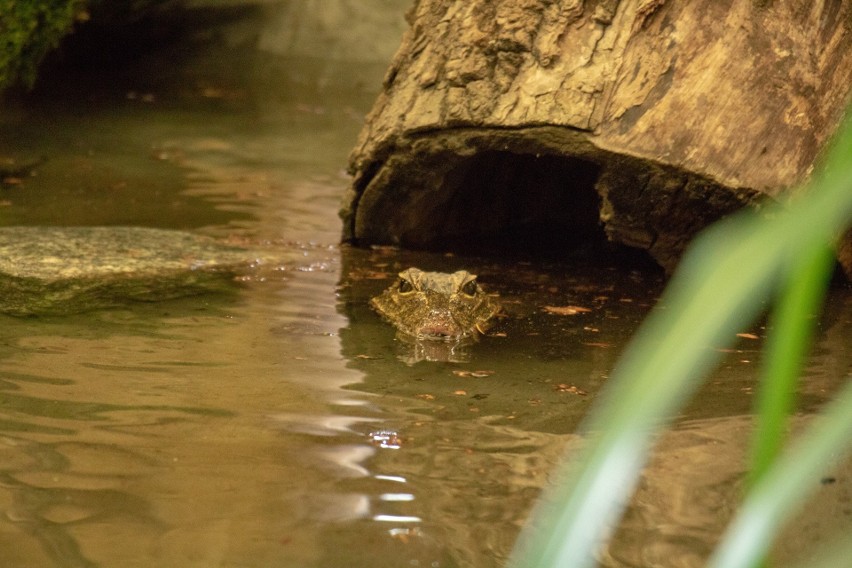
<box><xmin>416</xmin><ymin>310</ymin><xmax>462</xmax><ymax>339</ymax></box>
<box><xmin>370</xmin><ymin>268</ymin><xmax>500</xmax><ymax>341</ymax></box>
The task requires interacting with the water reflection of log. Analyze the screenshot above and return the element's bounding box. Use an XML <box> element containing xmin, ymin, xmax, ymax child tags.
<box><xmin>335</xmin><ymin>244</ymin><xmax>852</xmax><ymax>566</ymax></box>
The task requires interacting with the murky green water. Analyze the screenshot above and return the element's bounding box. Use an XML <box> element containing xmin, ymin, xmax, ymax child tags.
<box><xmin>1</xmin><ymin>6</ymin><xmax>850</xmax><ymax>567</ymax></box>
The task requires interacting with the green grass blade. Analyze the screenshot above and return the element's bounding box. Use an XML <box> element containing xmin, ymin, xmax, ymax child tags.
<box><xmin>510</xmin><ymin>214</ymin><xmax>782</xmax><ymax>568</ymax></box>
<box><xmin>708</xmin><ymin>380</ymin><xmax>852</xmax><ymax>568</ymax></box>
<box><xmin>510</xmin><ymin>109</ymin><xmax>852</xmax><ymax>568</ymax></box>
<box><xmin>749</xmin><ymin>239</ymin><xmax>835</xmax><ymax>488</ymax></box>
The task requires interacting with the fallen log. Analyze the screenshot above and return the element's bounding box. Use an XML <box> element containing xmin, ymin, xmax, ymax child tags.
<box><xmin>341</xmin><ymin>0</ymin><xmax>852</xmax><ymax>273</ymax></box>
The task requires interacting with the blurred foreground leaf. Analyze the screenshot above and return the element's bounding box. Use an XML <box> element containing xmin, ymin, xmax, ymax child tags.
<box><xmin>510</xmin><ymin>109</ymin><xmax>852</xmax><ymax>568</ymax></box>
<box><xmin>708</xmin><ymin>379</ymin><xmax>852</xmax><ymax>568</ymax></box>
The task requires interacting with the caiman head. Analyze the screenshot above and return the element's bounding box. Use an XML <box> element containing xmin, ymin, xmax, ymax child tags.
<box><xmin>370</xmin><ymin>268</ymin><xmax>500</xmax><ymax>341</ymax></box>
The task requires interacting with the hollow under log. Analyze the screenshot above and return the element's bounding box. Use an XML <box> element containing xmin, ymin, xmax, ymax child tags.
<box><xmin>341</xmin><ymin>0</ymin><xmax>852</xmax><ymax>273</ymax></box>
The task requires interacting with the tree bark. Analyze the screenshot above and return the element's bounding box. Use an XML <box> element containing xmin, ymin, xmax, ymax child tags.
<box><xmin>341</xmin><ymin>0</ymin><xmax>852</xmax><ymax>273</ymax></box>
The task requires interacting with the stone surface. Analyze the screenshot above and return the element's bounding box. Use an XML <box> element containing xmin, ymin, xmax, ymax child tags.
<box><xmin>0</xmin><ymin>226</ymin><xmax>251</xmax><ymax>316</ymax></box>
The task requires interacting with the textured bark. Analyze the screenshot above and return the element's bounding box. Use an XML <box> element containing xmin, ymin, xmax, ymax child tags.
<box><xmin>342</xmin><ymin>0</ymin><xmax>852</xmax><ymax>273</ymax></box>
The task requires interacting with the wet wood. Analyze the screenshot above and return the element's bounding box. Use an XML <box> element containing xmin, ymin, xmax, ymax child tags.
<box><xmin>342</xmin><ymin>0</ymin><xmax>852</xmax><ymax>274</ymax></box>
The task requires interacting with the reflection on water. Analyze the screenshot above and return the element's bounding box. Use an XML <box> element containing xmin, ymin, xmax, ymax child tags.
<box><xmin>1</xmin><ymin>4</ymin><xmax>850</xmax><ymax>567</ymax></box>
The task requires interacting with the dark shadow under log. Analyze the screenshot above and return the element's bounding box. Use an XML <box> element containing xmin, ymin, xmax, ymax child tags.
<box><xmin>342</xmin><ymin>0</ymin><xmax>852</xmax><ymax>273</ymax></box>
<box><xmin>344</xmin><ymin>126</ymin><xmax>758</xmax><ymax>268</ymax></box>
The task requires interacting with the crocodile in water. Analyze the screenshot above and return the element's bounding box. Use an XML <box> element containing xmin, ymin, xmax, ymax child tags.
<box><xmin>370</xmin><ymin>267</ymin><xmax>500</xmax><ymax>340</ymax></box>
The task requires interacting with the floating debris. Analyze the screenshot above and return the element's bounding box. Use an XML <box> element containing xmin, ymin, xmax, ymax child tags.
<box><xmin>368</xmin><ymin>430</ymin><xmax>402</xmax><ymax>449</ymax></box>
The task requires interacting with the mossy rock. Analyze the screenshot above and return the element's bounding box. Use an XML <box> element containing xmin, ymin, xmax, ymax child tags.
<box><xmin>0</xmin><ymin>1</ymin><xmax>82</xmax><ymax>90</ymax></box>
<box><xmin>0</xmin><ymin>226</ymin><xmax>251</xmax><ymax>316</ymax></box>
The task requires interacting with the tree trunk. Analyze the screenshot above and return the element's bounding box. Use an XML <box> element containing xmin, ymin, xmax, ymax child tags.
<box><xmin>341</xmin><ymin>0</ymin><xmax>852</xmax><ymax>273</ymax></box>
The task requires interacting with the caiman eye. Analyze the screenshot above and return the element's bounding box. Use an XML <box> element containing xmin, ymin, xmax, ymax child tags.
<box><xmin>460</xmin><ymin>279</ymin><xmax>478</xmax><ymax>296</ymax></box>
<box><xmin>397</xmin><ymin>277</ymin><xmax>414</xmax><ymax>294</ymax></box>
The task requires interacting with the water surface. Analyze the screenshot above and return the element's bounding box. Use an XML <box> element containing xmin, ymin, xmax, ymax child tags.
<box><xmin>0</xmin><ymin>9</ymin><xmax>849</xmax><ymax>567</ymax></box>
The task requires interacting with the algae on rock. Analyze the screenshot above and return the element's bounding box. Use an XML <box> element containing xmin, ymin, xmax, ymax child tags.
<box><xmin>0</xmin><ymin>226</ymin><xmax>252</xmax><ymax>316</ymax></box>
<box><xmin>0</xmin><ymin>0</ymin><xmax>85</xmax><ymax>90</ymax></box>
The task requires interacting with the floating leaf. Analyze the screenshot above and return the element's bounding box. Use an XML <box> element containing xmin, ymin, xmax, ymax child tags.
<box><xmin>554</xmin><ymin>384</ymin><xmax>588</xmax><ymax>396</ymax></box>
<box><xmin>737</xmin><ymin>332</ymin><xmax>760</xmax><ymax>340</ymax></box>
<box><xmin>543</xmin><ymin>305</ymin><xmax>592</xmax><ymax>315</ymax></box>
<box><xmin>452</xmin><ymin>370</ymin><xmax>495</xmax><ymax>378</ymax></box>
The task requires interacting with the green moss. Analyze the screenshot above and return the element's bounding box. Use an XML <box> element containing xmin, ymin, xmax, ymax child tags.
<box><xmin>0</xmin><ymin>0</ymin><xmax>86</xmax><ymax>90</ymax></box>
